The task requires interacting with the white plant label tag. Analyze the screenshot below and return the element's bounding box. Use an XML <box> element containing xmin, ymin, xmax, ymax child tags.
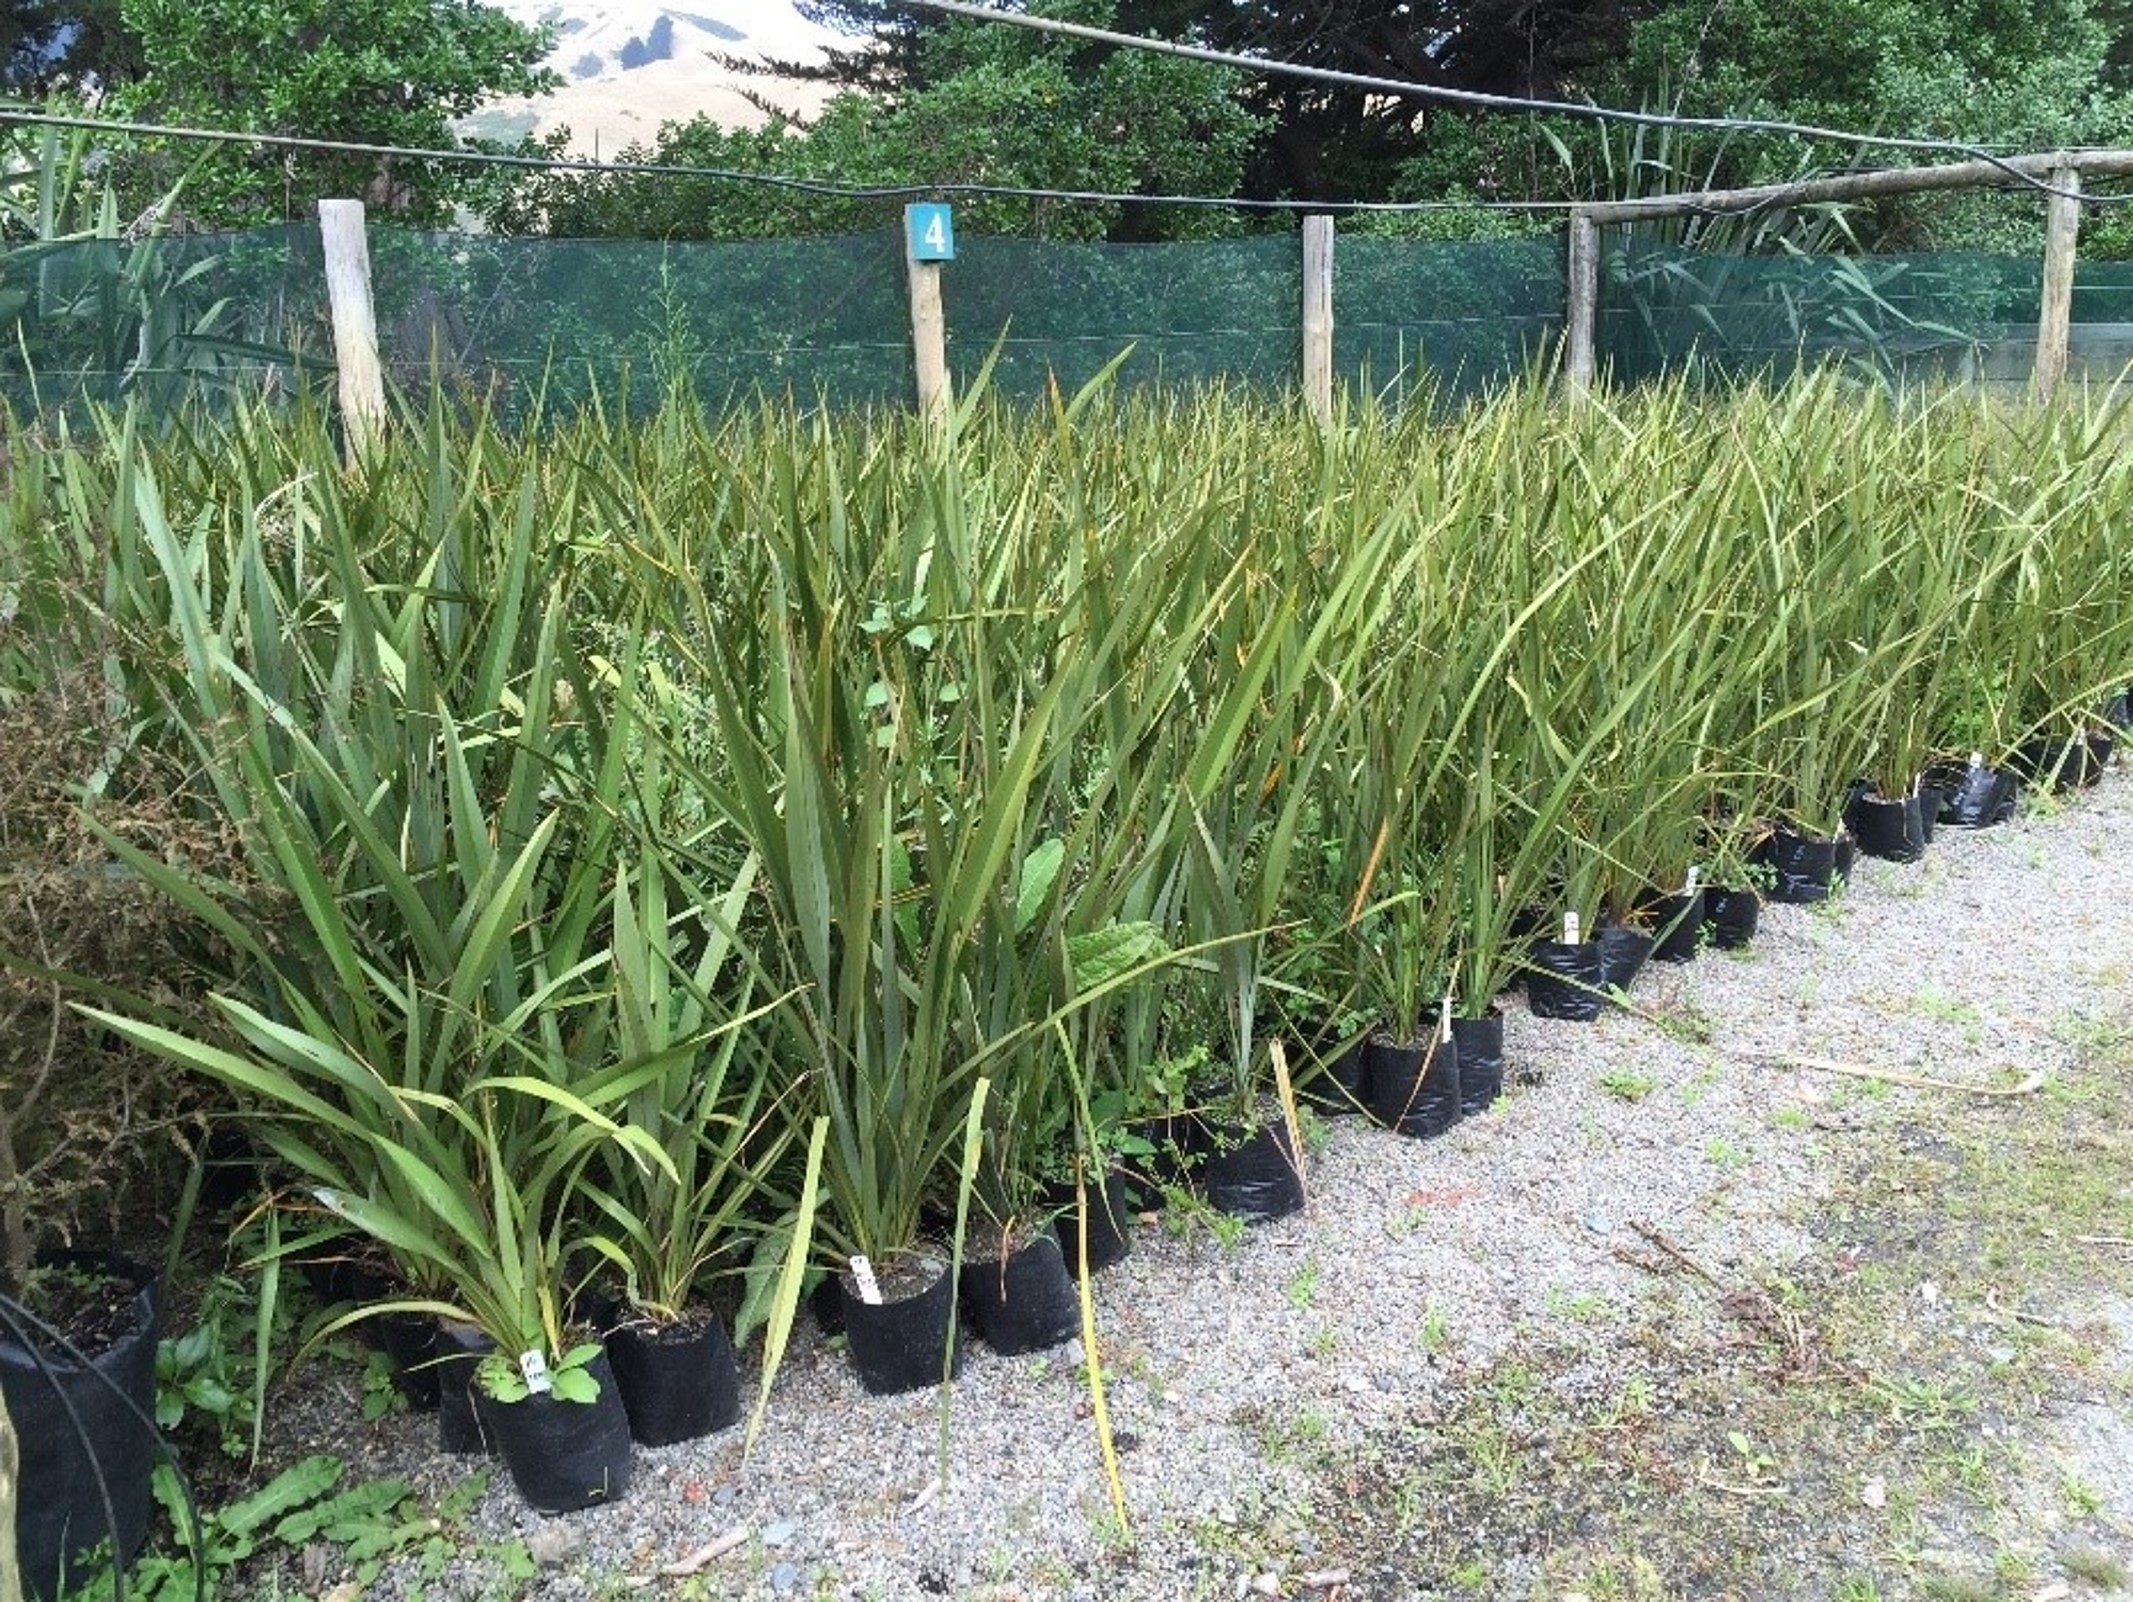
<box><xmin>518</xmin><ymin>1349</ymin><xmax>553</xmax><ymax>1395</ymax></box>
<box><xmin>1563</xmin><ymin>911</ymin><xmax>1581</xmax><ymax>945</ymax></box>
<box><xmin>849</xmin><ymin>1254</ymin><xmax>884</xmax><ymax>1306</ymax></box>
<box><xmin>1970</xmin><ymin>750</ymin><xmax>1985</xmax><ymax>769</ymax></box>
<box><xmin>1441</xmin><ymin>994</ymin><xmax>1454</xmax><ymax>1041</ymax></box>
<box><xmin>1685</xmin><ymin>866</ymin><xmax>1701</xmax><ymax>895</ymax></box>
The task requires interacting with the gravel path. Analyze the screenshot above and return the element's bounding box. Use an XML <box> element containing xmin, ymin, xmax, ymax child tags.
<box><xmin>300</xmin><ymin>771</ymin><xmax>2133</xmax><ymax>1602</ymax></box>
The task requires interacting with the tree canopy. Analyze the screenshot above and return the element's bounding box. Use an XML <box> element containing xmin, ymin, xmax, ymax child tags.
<box><xmin>759</xmin><ymin>0</ymin><xmax>2133</xmax><ymax>249</ymax></box>
<box><xmin>7</xmin><ymin>0</ymin><xmax>557</xmax><ymax>226</ymax></box>
<box><xmin>496</xmin><ymin>1</ymin><xmax>1264</xmax><ymax>241</ymax></box>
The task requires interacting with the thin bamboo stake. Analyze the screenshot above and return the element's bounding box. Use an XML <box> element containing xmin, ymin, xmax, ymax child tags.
<box><xmin>1735</xmin><ymin>1050</ymin><xmax>2046</xmax><ymax>1098</ymax></box>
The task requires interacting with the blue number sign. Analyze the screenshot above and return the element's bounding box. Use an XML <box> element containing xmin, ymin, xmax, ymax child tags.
<box><xmin>907</xmin><ymin>203</ymin><xmax>955</xmax><ymax>262</ymax></box>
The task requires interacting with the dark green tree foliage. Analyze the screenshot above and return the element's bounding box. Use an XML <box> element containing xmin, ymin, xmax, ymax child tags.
<box><xmin>1</xmin><ymin>0</ymin><xmax>142</xmax><ymax>90</ymax></box>
<box><xmin>1404</xmin><ymin>0</ymin><xmax>2133</xmax><ymax>249</ymax></box>
<box><xmin>500</xmin><ymin>1</ymin><xmax>1264</xmax><ymax>241</ymax></box>
<box><xmin>795</xmin><ymin>0</ymin><xmax>1647</xmax><ymax>201</ymax></box>
<box><xmin>105</xmin><ymin>0</ymin><xmax>560</xmax><ymax>226</ymax></box>
<box><xmin>792</xmin><ymin>0</ymin><xmax>2133</xmax><ymax>234</ymax></box>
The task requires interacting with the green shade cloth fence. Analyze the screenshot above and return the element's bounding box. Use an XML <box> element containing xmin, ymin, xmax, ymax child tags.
<box><xmin>2</xmin><ymin>221</ymin><xmax>2120</xmax><ymax>426</ymax></box>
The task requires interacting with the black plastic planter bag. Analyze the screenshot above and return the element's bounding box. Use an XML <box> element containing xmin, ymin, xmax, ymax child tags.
<box><xmin>1702</xmin><ymin>887</ymin><xmax>1760</xmax><ymax>950</ymax></box>
<box><xmin>1364</xmin><ymin>1034</ymin><xmax>1461</xmax><ymax>1138</ymax></box>
<box><xmin>474</xmin><ymin>1348</ymin><xmax>634</xmax><ymax>1513</ymax></box>
<box><xmin>1846</xmin><ymin>791</ymin><xmax>1925</xmax><ymax>864</ymax></box>
<box><xmin>1204</xmin><ymin>1120</ymin><xmax>1306</xmax><ymax>1223</ymax></box>
<box><xmin>1915</xmin><ymin>783</ymin><xmax>1942</xmax><ymax>846</ymax></box>
<box><xmin>1526</xmin><ymin>938</ymin><xmax>1604</xmax><ymax>1021</ymax></box>
<box><xmin>608</xmin><ymin>1314</ymin><xmax>741</xmax><ymax>1446</ymax></box>
<box><xmin>2</xmin><ymin>1255</ymin><xmax>159</xmax><ymax>1602</ymax></box>
<box><xmin>1648</xmin><ymin>889</ymin><xmax>1706</xmax><ymax>965</ymax></box>
<box><xmin>1050</xmin><ymin>1171</ymin><xmax>1133</xmax><ymax>1276</ymax></box>
<box><xmin>436</xmin><ymin>1320</ymin><xmax>493</xmax><ymax>1454</ymax></box>
<box><xmin>2107</xmin><ymin>690</ymin><xmax>2132</xmax><ymax>732</ymax></box>
<box><xmin>959</xmin><ymin>1234</ymin><xmax>1081</xmax><ymax>1355</ymax></box>
<box><xmin>1759</xmin><ymin>827</ymin><xmax>1840</xmax><ymax>904</ymax></box>
<box><xmin>1119</xmin><ymin>1112</ymin><xmax>1205</xmax><ymax>1207</ymax></box>
<box><xmin>375</xmin><ymin>1312</ymin><xmax>442</xmax><ymax>1410</ymax></box>
<box><xmin>1450</xmin><ymin>1012</ymin><xmax>1506</xmax><ymax>1116</ymax></box>
<box><xmin>2010</xmin><ymin>735</ymin><xmax>2098</xmax><ymax>794</ymax></box>
<box><xmin>809</xmin><ymin>1274</ymin><xmax>846</xmax><ymax>1338</ymax></box>
<box><xmin>841</xmin><ymin>1254</ymin><xmax>962</xmax><ymax>1396</ymax></box>
<box><xmin>1297</xmin><ymin>1038</ymin><xmax>1370</xmax><ymax>1115</ymax></box>
<box><xmin>1929</xmin><ymin>760</ymin><xmax>2019</xmax><ymax>827</ymax></box>
<box><xmin>1597</xmin><ymin>926</ymin><xmax>1654</xmax><ymax>996</ymax></box>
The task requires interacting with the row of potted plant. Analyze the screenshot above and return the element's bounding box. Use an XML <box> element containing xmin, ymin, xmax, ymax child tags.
<box><xmin>5</xmin><ymin>369</ymin><xmax>2130</xmax><ymax>1532</ymax></box>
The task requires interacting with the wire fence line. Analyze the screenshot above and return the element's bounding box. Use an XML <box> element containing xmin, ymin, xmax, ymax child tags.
<box><xmin>0</xmin><ymin>214</ymin><xmax>2122</xmax><ymax>429</ymax></box>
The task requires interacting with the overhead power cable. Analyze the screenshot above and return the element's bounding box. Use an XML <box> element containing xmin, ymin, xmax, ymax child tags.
<box><xmin>892</xmin><ymin>0</ymin><xmax>2113</xmax><ymax>203</ymax></box>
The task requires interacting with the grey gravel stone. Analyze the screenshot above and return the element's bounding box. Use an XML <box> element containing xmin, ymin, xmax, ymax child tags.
<box><xmin>759</xmin><ymin>1519</ymin><xmax>797</xmax><ymax>1549</ymax></box>
<box><xmin>526</xmin><ymin>1526</ymin><xmax>581</xmax><ymax>1567</ymax></box>
<box><xmin>767</xmin><ymin>1561</ymin><xmax>801</xmax><ymax>1594</ymax></box>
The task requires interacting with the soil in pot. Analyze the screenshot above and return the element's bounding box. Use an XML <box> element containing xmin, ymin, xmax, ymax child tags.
<box><xmin>1296</xmin><ymin>1036</ymin><xmax>1370</xmax><ymax>1116</ymax></box>
<box><xmin>1202</xmin><ymin>1117</ymin><xmax>1305</xmax><ymax>1224</ymax></box>
<box><xmin>607</xmin><ymin>1306</ymin><xmax>741</xmax><ymax>1446</ymax></box>
<box><xmin>1363</xmin><ymin>1030</ymin><xmax>1461</xmax><ymax>1139</ymax></box>
<box><xmin>1845</xmin><ymin>790</ymin><xmax>1926</xmax><ymax>864</ymax></box>
<box><xmin>1597</xmin><ymin>924</ymin><xmax>1654</xmax><ymax>996</ymax></box>
<box><xmin>1047</xmin><ymin>1170</ymin><xmax>1133</xmax><ymax>1276</ymax></box>
<box><xmin>840</xmin><ymin>1250</ymin><xmax>963</xmax><ymax>1397</ymax></box>
<box><xmin>1926</xmin><ymin>758</ymin><xmax>2019</xmax><ymax>827</ymax></box>
<box><xmin>1645</xmin><ymin>887</ymin><xmax>1706</xmax><ymax>965</ymax></box>
<box><xmin>1449</xmin><ymin>1010</ymin><xmax>1506</xmax><ymax>1116</ymax></box>
<box><xmin>1757</xmin><ymin>826</ymin><xmax>1840</xmax><ymax>904</ymax></box>
<box><xmin>473</xmin><ymin>1347</ymin><xmax>634</xmax><ymax>1513</ymax></box>
<box><xmin>1526</xmin><ymin>938</ymin><xmax>1605</xmax><ymax>1022</ymax></box>
<box><xmin>3</xmin><ymin>1254</ymin><xmax>161</xmax><ymax>1602</ymax></box>
<box><xmin>1701</xmin><ymin>887</ymin><xmax>1761</xmax><ymax>950</ymax></box>
<box><xmin>436</xmin><ymin>1320</ymin><xmax>494</xmax><ymax>1455</ymax></box>
<box><xmin>958</xmin><ymin>1229</ymin><xmax>1080</xmax><ymax>1355</ymax></box>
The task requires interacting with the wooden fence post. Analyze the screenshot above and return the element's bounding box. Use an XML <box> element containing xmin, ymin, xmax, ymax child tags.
<box><xmin>904</xmin><ymin>206</ymin><xmax>952</xmax><ymax>427</ymax></box>
<box><xmin>1302</xmin><ymin>214</ymin><xmax>1335</xmax><ymax>423</ymax></box>
<box><xmin>2033</xmin><ymin>163</ymin><xmax>2083</xmax><ymax>402</ymax></box>
<box><xmin>1564</xmin><ymin>208</ymin><xmax>1600</xmax><ymax>397</ymax></box>
<box><xmin>0</xmin><ymin>1385</ymin><xmax>21</xmax><ymax>1602</ymax></box>
<box><xmin>319</xmin><ymin>200</ymin><xmax>386</xmax><ymax>461</ymax></box>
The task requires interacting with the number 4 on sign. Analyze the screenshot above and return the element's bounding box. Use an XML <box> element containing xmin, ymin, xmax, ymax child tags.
<box><xmin>907</xmin><ymin>203</ymin><xmax>955</xmax><ymax>262</ymax></box>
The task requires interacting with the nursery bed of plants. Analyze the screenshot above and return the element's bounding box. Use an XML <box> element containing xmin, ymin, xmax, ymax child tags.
<box><xmin>264</xmin><ymin>770</ymin><xmax>2133</xmax><ymax>1602</ymax></box>
<box><xmin>1</xmin><ymin>370</ymin><xmax>2130</xmax><ymax>1598</ymax></box>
